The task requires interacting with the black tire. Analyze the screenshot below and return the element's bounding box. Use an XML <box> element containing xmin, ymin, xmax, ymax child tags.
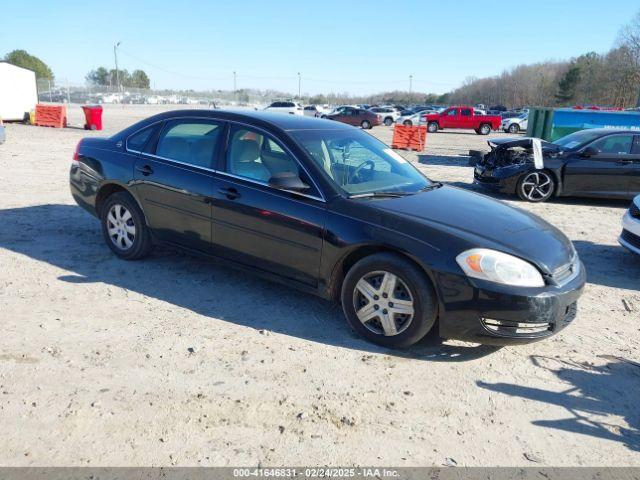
<box><xmin>403</xmin><ymin>120</ymin><xmax>413</xmax><ymax>126</ymax></box>
<box><xmin>508</xmin><ymin>123</ymin><xmax>520</xmax><ymax>134</ymax></box>
<box><xmin>341</xmin><ymin>253</ymin><xmax>437</xmax><ymax>348</ymax></box>
<box><xmin>427</xmin><ymin>122</ymin><xmax>439</xmax><ymax>133</ymax></box>
<box><xmin>516</xmin><ymin>170</ymin><xmax>555</xmax><ymax>203</ymax></box>
<box><xmin>100</xmin><ymin>191</ymin><xmax>154</xmax><ymax>260</ymax></box>
<box><xmin>478</xmin><ymin>123</ymin><xmax>491</xmax><ymax>135</ymax></box>
<box><xmin>384</xmin><ymin>117</ymin><xmax>393</xmax><ymax>126</ymax></box>
<box><xmin>361</xmin><ymin>120</ymin><xmax>371</xmax><ymax>129</ymax></box>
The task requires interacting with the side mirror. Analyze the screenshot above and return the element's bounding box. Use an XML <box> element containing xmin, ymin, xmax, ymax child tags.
<box><xmin>581</xmin><ymin>146</ymin><xmax>599</xmax><ymax>158</ymax></box>
<box><xmin>268</xmin><ymin>172</ymin><xmax>310</xmax><ymax>192</ymax></box>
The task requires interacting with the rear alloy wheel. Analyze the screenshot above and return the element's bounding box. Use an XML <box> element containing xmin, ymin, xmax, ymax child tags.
<box><xmin>361</xmin><ymin>120</ymin><xmax>371</xmax><ymax>129</ymax></box>
<box><xmin>508</xmin><ymin>123</ymin><xmax>520</xmax><ymax>134</ymax></box>
<box><xmin>403</xmin><ymin>120</ymin><xmax>413</xmax><ymax>126</ymax></box>
<box><xmin>384</xmin><ymin>117</ymin><xmax>393</xmax><ymax>126</ymax></box>
<box><xmin>101</xmin><ymin>192</ymin><xmax>154</xmax><ymax>259</ymax></box>
<box><xmin>341</xmin><ymin>253</ymin><xmax>437</xmax><ymax>348</ymax></box>
<box><xmin>427</xmin><ymin>122</ymin><xmax>439</xmax><ymax>133</ymax></box>
<box><xmin>479</xmin><ymin>123</ymin><xmax>491</xmax><ymax>135</ymax></box>
<box><xmin>517</xmin><ymin>171</ymin><xmax>555</xmax><ymax>202</ymax></box>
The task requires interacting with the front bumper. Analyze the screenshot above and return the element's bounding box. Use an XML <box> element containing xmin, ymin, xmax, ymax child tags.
<box><xmin>436</xmin><ymin>260</ymin><xmax>586</xmax><ymax>345</ymax></box>
<box><xmin>473</xmin><ymin>164</ymin><xmax>521</xmax><ymax>194</ymax></box>
<box><xmin>619</xmin><ymin>211</ymin><xmax>640</xmax><ymax>255</ymax></box>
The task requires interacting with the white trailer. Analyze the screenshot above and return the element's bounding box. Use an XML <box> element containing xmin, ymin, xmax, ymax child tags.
<box><xmin>0</xmin><ymin>61</ymin><xmax>38</xmax><ymax>122</ymax></box>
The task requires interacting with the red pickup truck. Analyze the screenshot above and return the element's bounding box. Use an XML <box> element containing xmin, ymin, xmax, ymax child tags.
<box><xmin>422</xmin><ymin>106</ymin><xmax>501</xmax><ymax>135</ymax></box>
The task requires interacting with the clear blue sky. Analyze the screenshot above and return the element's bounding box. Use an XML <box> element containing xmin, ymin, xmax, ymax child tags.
<box><xmin>1</xmin><ymin>0</ymin><xmax>638</xmax><ymax>94</ymax></box>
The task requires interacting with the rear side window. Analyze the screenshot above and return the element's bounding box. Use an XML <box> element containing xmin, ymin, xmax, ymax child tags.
<box><xmin>461</xmin><ymin>108</ymin><xmax>472</xmax><ymax>116</ymax></box>
<box><xmin>155</xmin><ymin>120</ymin><xmax>222</xmax><ymax>168</ymax></box>
<box><xmin>127</xmin><ymin>125</ymin><xmax>159</xmax><ymax>152</ymax></box>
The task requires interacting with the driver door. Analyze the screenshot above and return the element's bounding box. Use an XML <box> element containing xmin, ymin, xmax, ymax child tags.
<box><xmin>210</xmin><ymin>125</ymin><xmax>326</xmax><ymax>286</ymax></box>
<box><xmin>442</xmin><ymin>108</ymin><xmax>459</xmax><ymax>128</ymax></box>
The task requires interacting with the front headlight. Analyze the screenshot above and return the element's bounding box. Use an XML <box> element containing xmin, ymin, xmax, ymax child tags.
<box><xmin>455</xmin><ymin>248</ymin><xmax>545</xmax><ymax>287</ymax></box>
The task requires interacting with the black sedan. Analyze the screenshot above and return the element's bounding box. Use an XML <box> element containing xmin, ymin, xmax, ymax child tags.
<box><xmin>70</xmin><ymin>110</ymin><xmax>585</xmax><ymax>347</ymax></box>
<box><xmin>474</xmin><ymin>129</ymin><xmax>640</xmax><ymax>202</ymax></box>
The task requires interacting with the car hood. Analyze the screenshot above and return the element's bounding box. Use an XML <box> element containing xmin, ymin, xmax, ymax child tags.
<box><xmin>488</xmin><ymin>137</ymin><xmax>558</xmax><ymax>150</ymax></box>
<box><xmin>372</xmin><ymin>185</ymin><xmax>575</xmax><ymax>274</ymax></box>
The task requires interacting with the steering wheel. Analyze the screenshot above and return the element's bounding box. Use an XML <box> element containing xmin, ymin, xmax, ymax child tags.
<box><xmin>349</xmin><ymin>160</ymin><xmax>375</xmax><ymax>184</ymax></box>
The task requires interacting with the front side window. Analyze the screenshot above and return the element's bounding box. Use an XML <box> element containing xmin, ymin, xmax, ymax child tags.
<box><xmin>291</xmin><ymin>129</ymin><xmax>431</xmax><ymax>196</ymax></box>
<box><xmin>226</xmin><ymin>127</ymin><xmax>301</xmax><ymax>184</ymax></box>
<box><xmin>155</xmin><ymin>120</ymin><xmax>222</xmax><ymax>168</ymax></box>
<box><xmin>590</xmin><ymin>135</ymin><xmax>633</xmax><ymax>155</ymax></box>
<box><xmin>447</xmin><ymin>109</ymin><xmax>458</xmax><ymax>116</ymax></box>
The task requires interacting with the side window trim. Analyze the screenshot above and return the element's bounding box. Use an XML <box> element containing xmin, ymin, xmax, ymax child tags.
<box><xmin>219</xmin><ymin>121</ymin><xmax>325</xmax><ymax>202</ymax></box>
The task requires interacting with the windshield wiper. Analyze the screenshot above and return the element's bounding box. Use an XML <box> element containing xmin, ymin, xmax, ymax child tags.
<box><xmin>349</xmin><ymin>191</ymin><xmax>413</xmax><ymax>199</ymax></box>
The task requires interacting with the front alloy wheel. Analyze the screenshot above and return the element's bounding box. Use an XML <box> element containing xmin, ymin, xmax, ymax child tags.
<box><xmin>353</xmin><ymin>271</ymin><xmax>414</xmax><ymax>336</ymax></box>
<box><xmin>341</xmin><ymin>253</ymin><xmax>437</xmax><ymax>348</ymax></box>
<box><xmin>517</xmin><ymin>171</ymin><xmax>555</xmax><ymax>202</ymax></box>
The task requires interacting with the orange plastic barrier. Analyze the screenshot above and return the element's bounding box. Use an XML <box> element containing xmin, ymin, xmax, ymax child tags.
<box><xmin>391</xmin><ymin>125</ymin><xmax>427</xmax><ymax>151</ymax></box>
<box><xmin>35</xmin><ymin>104</ymin><xmax>67</xmax><ymax>128</ymax></box>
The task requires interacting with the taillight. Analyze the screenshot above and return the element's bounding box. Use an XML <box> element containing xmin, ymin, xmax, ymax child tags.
<box><xmin>72</xmin><ymin>140</ymin><xmax>82</xmax><ymax>164</ymax></box>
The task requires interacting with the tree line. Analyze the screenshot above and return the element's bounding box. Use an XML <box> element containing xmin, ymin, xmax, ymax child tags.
<box><xmin>444</xmin><ymin>11</ymin><xmax>640</xmax><ymax>109</ymax></box>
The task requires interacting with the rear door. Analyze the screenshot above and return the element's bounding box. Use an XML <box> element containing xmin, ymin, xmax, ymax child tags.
<box><xmin>563</xmin><ymin>133</ymin><xmax>637</xmax><ymax>197</ymax></box>
<box><xmin>343</xmin><ymin>107</ymin><xmax>359</xmax><ymax>126</ymax></box>
<box><xmin>459</xmin><ymin>107</ymin><xmax>474</xmax><ymax>129</ymax></box>
<box><xmin>210</xmin><ymin>124</ymin><xmax>326</xmax><ymax>286</ymax></box>
<box><xmin>133</xmin><ymin>118</ymin><xmax>223</xmax><ymax>252</ymax></box>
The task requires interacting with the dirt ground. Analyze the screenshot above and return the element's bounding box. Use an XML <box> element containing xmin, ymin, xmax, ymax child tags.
<box><xmin>0</xmin><ymin>104</ymin><xmax>639</xmax><ymax>466</ymax></box>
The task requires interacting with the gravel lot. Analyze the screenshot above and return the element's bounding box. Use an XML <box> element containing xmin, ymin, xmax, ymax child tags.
<box><xmin>0</xmin><ymin>105</ymin><xmax>639</xmax><ymax>466</ymax></box>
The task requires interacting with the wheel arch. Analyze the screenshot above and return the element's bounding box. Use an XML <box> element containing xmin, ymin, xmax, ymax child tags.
<box><xmin>328</xmin><ymin>244</ymin><xmax>440</xmax><ymax>306</ymax></box>
<box><xmin>95</xmin><ymin>182</ymin><xmax>146</xmax><ymax>220</ymax></box>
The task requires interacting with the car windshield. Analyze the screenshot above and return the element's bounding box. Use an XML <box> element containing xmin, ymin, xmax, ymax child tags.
<box><xmin>290</xmin><ymin>129</ymin><xmax>432</xmax><ymax>196</ymax></box>
<box><xmin>552</xmin><ymin>130</ymin><xmax>605</xmax><ymax>150</ymax></box>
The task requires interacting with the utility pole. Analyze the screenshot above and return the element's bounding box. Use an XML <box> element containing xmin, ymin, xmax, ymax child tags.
<box><xmin>298</xmin><ymin>72</ymin><xmax>301</xmax><ymax>101</ymax></box>
<box><xmin>113</xmin><ymin>41</ymin><xmax>121</xmax><ymax>93</ymax></box>
<box><xmin>233</xmin><ymin>71</ymin><xmax>237</xmax><ymax>102</ymax></box>
<box><xmin>409</xmin><ymin>74</ymin><xmax>413</xmax><ymax>94</ymax></box>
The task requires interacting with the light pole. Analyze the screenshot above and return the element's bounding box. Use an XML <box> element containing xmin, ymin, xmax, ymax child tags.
<box><xmin>113</xmin><ymin>41</ymin><xmax>121</xmax><ymax>93</ymax></box>
<box><xmin>409</xmin><ymin>74</ymin><xmax>413</xmax><ymax>94</ymax></box>
<box><xmin>298</xmin><ymin>72</ymin><xmax>301</xmax><ymax>101</ymax></box>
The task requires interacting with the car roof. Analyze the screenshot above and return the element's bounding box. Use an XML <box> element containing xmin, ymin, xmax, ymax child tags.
<box><xmin>571</xmin><ymin>127</ymin><xmax>639</xmax><ymax>136</ymax></box>
<box><xmin>118</xmin><ymin>108</ymin><xmax>353</xmax><ymax>137</ymax></box>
